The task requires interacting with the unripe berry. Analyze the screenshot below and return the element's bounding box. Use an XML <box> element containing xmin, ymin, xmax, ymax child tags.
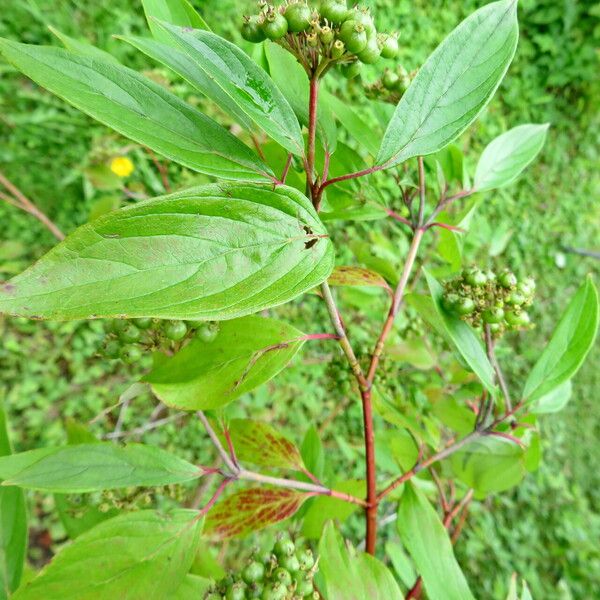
<box><xmin>517</xmin><ymin>277</ymin><xmax>536</xmax><ymax>297</ymax></box>
<box><xmin>442</xmin><ymin>292</ymin><xmax>460</xmax><ymax>312</ymax></box>
<box><xmin>298</xmin><ymin>549</ymin><xmax>315</xmax><ymax>570</ymax></box>
<box><xmin>352</xmin><ymin>8</ymin><xmax>376</xmax><ymax>36</ymax></box>
<box><xmin>104</xmin><ymin>340</ymin><xmax>121</xmax><ymax>359</ymax></box>
<box><xmin>506</xmin><ymin>292</ymin><xmax>526</xmax><ymax>306</ymax></box>
<box><xmin>319</xmin><ymin>25</ymin><xmax>334</xmax><ymax>44</ymax></box>
<box><xmin>357</xmin><ymin>35</ymin><xmax>381</xmax><ymax>64</ymax></box>
<box><xmin>273</xmin><ymin>567</ymin><xmax>292</xmax><ymax>586</ymax></box>
<box><xmin>262</xmin><ymin>11</ymin><xmax>288</xmax><ymax>40</ymax></box>
<box><xmin>261</xmin><ymin>582</ymin><xmax>287</xmax><ymax>600</ymax></box>
<box><xmin>306</xmin><ymin>32</ymin><xmax>318</xmax><ymax>47</ymax></box>
<box><xmin>331</xmin><ymin>39</ymin><xmax>345</xmax><ymax>58</ymax></box>
<box><xmin>455</xmin><ymin>297</ymin><xmax>476</xmax><ymax>316</ymax></box>
<box><xmin>294</xmin><ymin>576</ymin><xmax>314</xmax><ymax>596</ymax></box>
<box><xmin>226</xmin><ymin>582</ymin><xmax>247</xmax><ymax>600</ymax></box>
<box><xmin>242</xmin><ymin>15</ymin><xmax>267</xmax><ymax>43</ymax></box>
<box><xmin>107</xmin><ymin>319</ymin><xmax>127</xmax><ymax>335</ymax></box>
<box><xmin>498</xmin><ymin>270</ymin><xmax>517</xmax><ymax>288</ymax></box>
<box><xmin>274</xmin><ymin>536</ymin><xmax>295</xmax><ymax>558</ymax></box>
<box><xmin>163</xmin><ymin>320</ymin><xmax>188</xmax><ymax>341</ymax></box>
<box><xmin>320</xmin><ymin>1</ymin><xmax>350</xmax><ymax>24</ymax></box>
<box><xmin>279</xmin><ymin>553</ymin><xmax>301</xmax><ymax>572</ymax></box>
<box><xmin>284</xmin><ymin>3</ymin><xmax>312</xmax><ymax>32</ymax></box>
<box><xmin>119</xmin><ymin>323</ymin><xmax>141</xmax><ymax>343</ymax></box>
<box><xmin>197</xmin><ymin>321</ymin><xmax>220</xmax><ymax>342</ymax></box>
<box><xmin>465</xmin><ymin>268</ymin><xmax>487</xmax><ymax>287</ymax></box>
<box><xmin>382</xmin><ymin>70</ymin><xmax>399</xmax><ymax>90</ymax></box>
<box><xmin>340</xmin><ymin>60</ymin><xmax>362</xmax><ymax>79</ymax></box>
<box><xmin>505</xmin><ymin>310</ymin><xmax>531</xmax><ymax>328</ymax></box>
<box><xmin>379</xmin><ymin>33</ymin><xmax>399</xmax><ymax>59</ymax></box>
<box><xmin>133</xmin><ymin>317</ymin><xmax>153</xmax><ymax>330</ymax></box>
<box><xmin>243</xmin><ymin>561</ymin><xmax>265</xmax><ymax>584</ymax></box>
<box><xmin>483</xmin><ymin>307</ymin><xmax>504</xmax><ymax>324</ymax></box>
<box><xmin>120</xmin><ymin>344</ymin><xmax>143</xmax><ymax>364</ymax></box>
<box><xmin>338</xmin><ymin>20</ymin><xmax>367</xmax><ymax>53</ymax></box>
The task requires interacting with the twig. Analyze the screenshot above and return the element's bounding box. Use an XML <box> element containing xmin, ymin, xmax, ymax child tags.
<box><xmin>0</xmin><ymin>169</ymin><xmax>65</xmax><ymax>240</ymax></box>
<box><xmin>197</xmin><ymin>411</ymin><xmax>238</xmax><ymax>473</ymax></box>
<box><xmin>484</xmin><ymin>324</ymin><xmax>513</xmax><ymax>412</ymax></box>
<box><xmin>103</xmin><ymin>412</ymin><xmax>186</xmax><ymax>439</ymax></box>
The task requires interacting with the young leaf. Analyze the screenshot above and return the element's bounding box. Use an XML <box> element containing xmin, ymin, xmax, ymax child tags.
<box><xmin>48</xmin><ymin>26</ymin><xmax>120</xmax><ymax>64</ymax></box>
<box><xmin>264</xmin><ymin>43</ymin><xmax>337</xmax><ymax>154</ymax></box>
<box><xmin>523</xmin><ymin>277</ymin><xmax>599</xmax><ymax>404</ymax></box>
<box><xmin>223</xmin><ymin>419</ymin><xmax>306</xmax><ymax>471</ymax></box>
<box><xmin>0</xmin><ymin>443</ymin><xmax>201</xmax><ymax>492</ymax></box>
<box><xmin>450</xmin><ymin>436</ymin><xmax>525</xmax><ymax>494</ymax></box>
<box><xmin>116</xmin><ymin>35</ymin><xmax>254</xmax><ymax>131</ymax></box>
<box><xmin>0</xmin><ymin>402</ymin><xmax>27</xmax><ymax>599</ymax></box>
<box><xmin>0</xmin><ymin>40</ymin><xmax>272</xmax><ymax>182</ymax></box>
<box><xmin>13</xmin><ymin>510</ymin><xmax>202</xmax><ymax>600</ymax></box>
<box><xmin>301</xmin><ymin>480</ymin><xmax>365</xmax><ymax>539</ymax></box>
<box><xmin>328</xmin><ymin>266</ymin><xmax>392</xmax><ymax>294</ymax></box>
<box><xmin>424</xmin><ymin>270</ymin><xmax>497</xmax><ymax>395</ymax></box>
<box><xmin>204</xmin><ymin>488</ymin><xmax>308</xmax><ymax>539</ymax></box>
<box><xmin>474</xmin><ymin>123</ymin><xmax>550</xmax><ymax>191</ymax></box>
<box><xmin>377</xmin><ymin>0</ymin><xmax>518</xmax><ymax>168</ymax></box>
<box><xmin>153</xmin><ymin>22</ymin><xmax>304</xmax><ymax>156</ymax></box>
<box><xmin>146</xmin><ymin>316</ymin><xmax>305</xmax><ymax>410</ymax></box>
<box><xmin>142</xmin><ymin>0</ymin><xmax>210</xmax><ymax>42</ymax></box>
<box><xmin>316</xmin><ymin>521</ymin><xmax>402</xmax><ymax>599</ymax></box>
<box><xmin>0</xmin><ymin>183</ymin><xmax>334</xmax><ymax>321</ymax></box>
<box><xmin>397</xmin><ymin>483</ymin><xmax>475</xmax><ymax>600</ymax></box>
<box><xmin>530</xmin><ymin>380</ymin><xmax>573</xmax><ymax>414</ymax></box>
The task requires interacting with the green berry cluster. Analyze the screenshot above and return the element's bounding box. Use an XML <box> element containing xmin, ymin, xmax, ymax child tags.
<box><xmin>101</xmin><ymin>318</ymin><xmax>220</xmax><ymax>363</ymax></box>
<box><xmin>442</xmin><ymin>267</ymin><xmax>536</xmax><ymax>337</ymax></box>
<box><xmin>363</xmin><ymin>65</ymin><xmax>415</xmax><ymax>103</ymax></box>
<box><xmin>241</xmin><ymin>1</ymin><xmax>399</xmax><ymax>78</ymax></box>
<box><xmin>205</xmin><ymin>534</ymin><xmax>319</xmax><ymax>599</ymax></box>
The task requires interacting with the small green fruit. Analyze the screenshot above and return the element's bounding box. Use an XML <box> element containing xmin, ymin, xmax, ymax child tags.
<box><xmin>243</xmin><ymin>561</ymin><xmax>265</xmax><ymax>584</ymax></box>
<box><xmin>320</xmin><ymin>1</ymin><xmax>349</xmax><ymax>24</ymax></box>
<box><xmin>455</xmin><ymin>297</ymin><xmax>476</xmax><ymax>316</ymax></box>
<box><xmin>197</xmin><ymin>321</ymin><xmax>220</xmax><ymax>342</ymax></box>
<box><xmin>279</xmin><ymin>553</ymin><xmax>301</xmax><ymax>572</ymax></box>
<box><xmin>319</xmin><ymin>25</ymin><xmax>334</xmax><ymax>44</ymax></box>
<box><xmin>498</xmin><ymin>270</ymin><xmax>517</xmax><ymax>288</ymax></box>
<box><xmin>340</xmin><ymin>60</ymin><xmax>362</xmax><ymax>79</ymax></box>
<box><xmin>119</xmin><ymin>324</ymin><xmax>141</xmax><ymax>343</ymax></box>
<box><xmin>285</xmin><ymin>3</ymin><xmax>312</xmax><ymax>32</ymax></box>
<box><xmin>133</xmin><ymin>317</ymin><xmax>153</xmax><ymax>330</ymax></box>
<box><xmin>274</xmin><ymin>536</ymin><xmax>295</xmax><ymax>558</ymax></box>
<box><xmin>294</xmin><ymin>576</ymin><xmax>314</xmax><ymax>596</ymax></box>
<box><xmin>262</xmin><ymin>12</ymin><xmax>288</xmax><ymax>40</ymax></box>
<box><xmin>339</xmin><ymin>20</ymin><xmax>367</xmax><ymax>53</ymax></box>
<box><xmin>506</xmin><ymin>292</ymin><xmax>526</xmax><ymax>306</ymax></box>
<box><xmin>352</xmin><ymin>8</ymin><xmax>376</xmax><ymax>36</ymax></box>
<box><xmin>483</xmin><ymin>307</ymin><xmax>504</xmax><ymax>324</ymax></box>
<box><xmin>379</xmin><ymin>33</ymin><xmax>399</xmax><ymax>59</ymax></box>
<box><xmin>163</xmin><ymin>320</ymin><xmax>188</xmax><ymax>341</ymax></box>
<box><xmin>242</xmin><ymin>15</ymin><xmax>267</xmax><ymax>43</ymax></box>
<box><xmin>103</xmin><ymin>340</ymin><xmax>121</xmax><ymax>359</ymax></box>
<box><xmin>357</xmin><ymin>35</ymin><xmax>381</xmax><ymax>64</ymax></box>
<box><xmin>120</xmin><ymin>344</ymin><xmax>142</xmax><ymax>364</ymax></box>
<box><xmin>273</xmin><ymin>567</ymin><xmax>292</xmax><ymax>586</ymax></box>
<box><xmin>226</xmin><ymin>582</ymin><xmax>247</xmax><ymax>600</ymax></box>
<box><xmin>382</xmin><ymin>70</ymin><xmax>399</xmax><ymax>90</ymax></box>
<box><xmin>261</xmin><ymin>582</ymin><xmax>287</xmax><ymax>600</ymax></box>
<box><xmin>331</xmin><ymin>39</ymin><xmax>345</xmax><ymax>58</ymax></box>
<box><xmin>298</xmin><ymin>549</ymin><xmax>315</xmax><ymax>570</ymax></box>
<box><xmin>505</xmin><ymin>310</ymin><xmax>531</xmax><ymax>328</ymax></box>
<box><xmin>465</xmin><ymin>268</ymin><xmax>487</xmax><ymax>287</ymax></box>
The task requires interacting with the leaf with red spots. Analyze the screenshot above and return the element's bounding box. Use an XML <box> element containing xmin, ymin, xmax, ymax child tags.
<box><xmin>205</xmin><ymin>488</ymin><xmax>308</xmax><ymax>539</ymax></box>
<box><xmin>224</xmin><ymin>419</ymin><xmax>306</xmax><ymax>472</ymax></box>
<box><xmin>328</xmin><ymin>266</ymin><xmax>392</xmax><ymax>294</ymax></box>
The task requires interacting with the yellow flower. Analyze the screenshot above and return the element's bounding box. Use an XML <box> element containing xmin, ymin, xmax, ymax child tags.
<box><xmin>110</xmin><ymin>156</ymin><xmax>134</xmax><ymax>178</ymax></box>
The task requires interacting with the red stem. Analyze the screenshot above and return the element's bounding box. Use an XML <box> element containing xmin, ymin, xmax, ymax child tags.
<box><xmin>318</xmin><ymin>164</ymin><xmax>385</xmax><ymax>194</ymax></box>
<box><xmin>362</xmin><ymin>388</ymin><xmax>378</xmax><ymax>554</ymax></box>
<box><xmin>307</xmin><ymin>76</ymin><xmax>319</xmax><ymax>196</ymax></box>
<box><xmin>280</xmin><ymin>153</ymin><xmax>293</xmax><ymax>184</ymax></box>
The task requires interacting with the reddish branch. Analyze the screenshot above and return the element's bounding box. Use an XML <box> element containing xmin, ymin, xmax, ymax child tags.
<box><xmin>0</xmin><ymin>169</ymin><xmax>64</xmax><ymax>240</ymax></box>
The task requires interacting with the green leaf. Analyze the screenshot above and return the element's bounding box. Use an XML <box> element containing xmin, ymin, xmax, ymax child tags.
<box><xmin>531</xmin><ymin>380</ymin><xmax>573</xmax><ymax>414</ymax></box>
<box><xmin>474</xmin><ymin>123</ymin><xmax>550</xmax><ymax>191</ymax></box>
<box><xmin>377</xmin><ymin>0</ymin><xmax>518</xmax><ymax>168</ymax></box>
<box><xmin>0</xmin><ymin>443</ymin><xmax>201</xmax><ymax>492</ymax></box>
<box><xmin>221</xmin><ymin>419</ymin><xmax>306</xmax><ymax>471</ymax></box>
<box><xmin>316</xmin><ymin>521</ymin><xmax>402</xmax><ymax>600</ymax></box>
<box><xmin>48</xmin><ymin>26</ymin><xmax>120</xmax><ymax>64</ymax></box>
<box><xmin>385</xmin><ymin>541</ymin><xmax>416</xmax><ymax>590</ymax></box>
<box><xmin>322</xmin><ymin>92</ymin><xmax>380</xmax><ymax>157</ymax></box>
<box><xmin>397</xmin><ymin>483</ymin><xmax>475</xmax><ymax>600</ymax></box>
<box><xmin>300</xmin><ymin>426</ymin><xmax>325</xmax><ymax>481</ymax></box>
<box><xmin>523</xmin><ymin>277</ymin><xmax>599</xmax><ymax>404</ymax></box>
<box><xmin>264</xmin><ymin>42</ymin><xmax>337</xmax><ymax>153</ymax></box>
<box><xmin>146</xmin><ymin>316</ymin><xmax>305</xmax><ymax>410</ymax></box>
<box><xmin>117</xmin><ymin>35</ymin><xmax>254</xmax><ymax>131</ymax></box>
<box><xmin>0</xmin><ymin>402</ymin><xmax>27</xmax><ymax>599</ymax></box>
<box><xmin>0</xmin><ymin>183</ymin><xmax>334</xmax><ymax>321</ymax></box>
<box><xmin>301</xmin><ymin>480</ymin><xmax>365</xmax><ymax>539</ymax></box>
<box><xmin>173</xmin><ymin>574</ymin><xmax>212</xmax><ymax>599</ymax></box>
<box><xmin>424</xmin><ymin>270</ymin><xmax>496</xmax><ymax>395</ymax></box>
<box><xmin>450</xmin><ymin>435</ymin><xmax>525</xmax><ymax>494</ymax></box>
<box><xmin>0</xmin><ymin>40</ymin><xmax>272</xmax><ymax>182</ymax></box>
<box><xmin>142</xmin><ymin>0</ymin><xmax>210</xmax><ymax>42</ymax></box>
<box><xmin>431</xmin><ymin>397</ymin><xmax>476</xmax><ymax>435</ymax></box>
<box><xmin>153</xmin><ymin>23</ymin><xmax>304</xmax><ymax>156</ymax></box>
<box><xmin>13</xmin><ymin>510</ymin><xmax>202</xmax><ymax>600</ymax></box>
<box><xmin>205</xmin><ymin>488</ymin><xmax>308</xmax><ymax>539</ymax></box>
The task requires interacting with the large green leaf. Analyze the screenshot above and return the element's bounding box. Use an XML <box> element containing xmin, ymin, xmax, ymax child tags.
<box><xmin>146</xmin><ymin>316</ymin><xmax>305</xmax><ymax>410</ymax></box>
<box><xmin>221</xmin><ymin>419</ymin><xmax>306</xmax><ymax>471</ymax></box>
<box><xmin>530</xmin><ymin>380</ymin><xmax>573</xmax><ymax>414</ymax></box>
<box><xmin>523</xmin><ymin>277</ymin><xmax>599</xmax><ymax>404</ymax></box>
<box><xmin>141</xmin><ymin>0</ymin><xmax>210</xmax><ymax>42</ymax></box>
<box><xmin>0</xmin><ymin>402</ymin><xmax>27</xmax><ymax>600</ymax></box>
<box><xmin>0</xmin><ymin>444</ymin><xmax>201</xmax><ymax>492</ymax></box>
<box><xmin>424</xmin><ymin>270</ymin><xmax>496</xmax><ymax>395</ymax></box>
<box><xmin>117</xmin><ymin>35</ymin><xmax>254</xmax><ymax>130</ymax></box>
<box><xmin>377</xmin><ymin>0</ymin><xmax>518</xmax><ymax>168</ymax></box>
<box><xmin>0</xmin><ymin>183</ymin><xmax>334</xmax><ymax>320</ymax></box>
<box><xmin>48</xmin><ymin>26</ymin><xmax>120</xmax><ymax>64</ymax></box>
<box><xmin>13</xmin><ymin>510</ymin><xmax>202</xmax><ymax>600</ymax></box>
<box><xmin>153</xmin><ymin>22</ymin><xmax>304</xmax><ymax>156</ymax></box>
<box><xmin>397</xmin><ymin>484</ymin><xmax>475</xmax><ymax>600</ymax></box>
<box><xmin>450</xmin><ymin>436</ymin><xmax>525</xmax><ymax>494</ymax></box>
<box><xmin>205</xmin><ymin>488</ymin><xmax>307</xmax><ymax>539</ymax></box>
<box><xmin>474</xmin><ymin>123</ymin><xmax>549</xmax><ymax>191</ymax></box>
<box><xmin>264</xmin><ymin>42</ymin><xmax>337</xmax><ymax>154</ymax></box>
<box><xmin>0</xmin><ymin>39</ymin><xmax>272</xmax><ymax>182</ymax></box>
<box><xmin>316</xmin><ymin>521</ymin><xmax>402</xmax><ymax>600</ymax></box>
